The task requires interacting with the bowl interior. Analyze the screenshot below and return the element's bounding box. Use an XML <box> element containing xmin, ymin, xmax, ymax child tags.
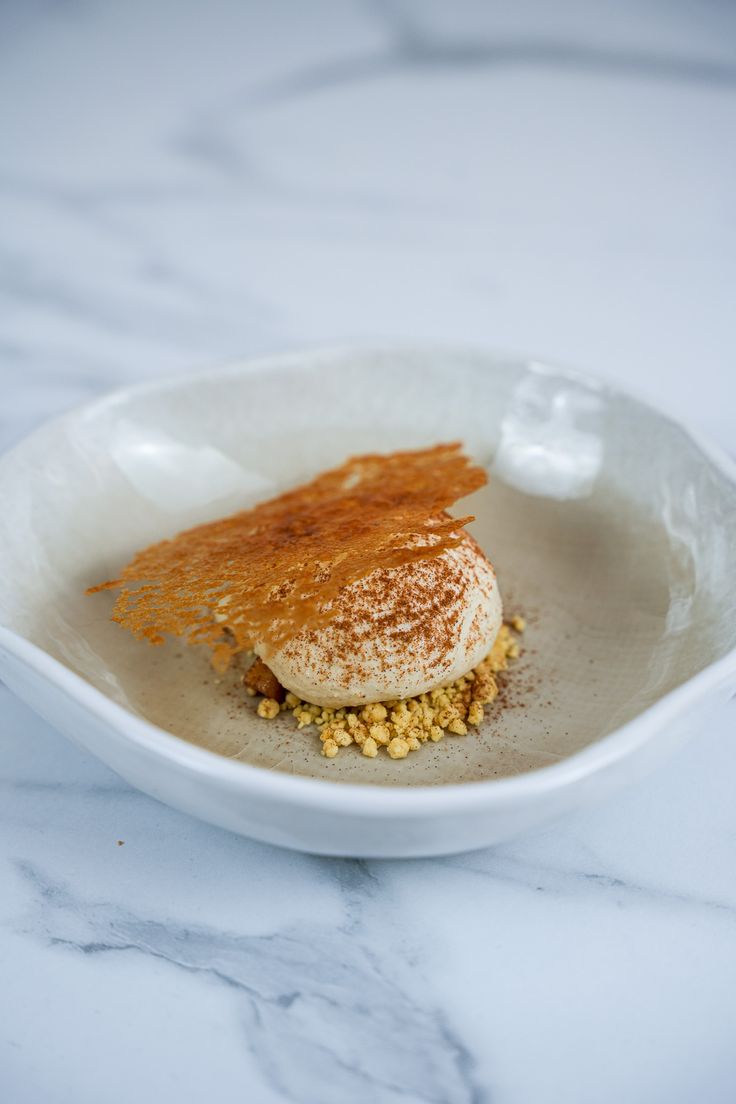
<box><xmin>1</xmin><ymin>347</ymin><xmax>734</xmax><ymax>786</ymax></box>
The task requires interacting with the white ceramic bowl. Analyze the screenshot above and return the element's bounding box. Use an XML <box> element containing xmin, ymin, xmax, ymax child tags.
<box><xmin>1</xmin><ymin>345</ymin><xmax>735</xmax><ymax>857</ymax></box>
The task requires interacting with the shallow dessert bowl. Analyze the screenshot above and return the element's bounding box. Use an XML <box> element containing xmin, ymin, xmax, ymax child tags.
<box><xmin>1</xmin><ymin>345</ymin><xmax>735</xmax><ymax>857</ymax></box>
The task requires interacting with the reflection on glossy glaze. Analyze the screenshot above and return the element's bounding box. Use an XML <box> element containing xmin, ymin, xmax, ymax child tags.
<box><xmin>492</xmin><ymin>368</ymin><xmax>604</xmax><ymax>499</ymax></box>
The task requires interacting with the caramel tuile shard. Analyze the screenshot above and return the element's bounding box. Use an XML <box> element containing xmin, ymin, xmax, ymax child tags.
<box><xmin>87</xmin><ymin>443</ymin><xmax>487</xmax><ymax>670</ymax></box>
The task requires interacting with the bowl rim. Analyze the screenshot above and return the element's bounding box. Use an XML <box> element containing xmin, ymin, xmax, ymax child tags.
<box><xmin>1</xmin><ymin>341</ymin><xmax>735</xmax><ymax>816</ymax></box>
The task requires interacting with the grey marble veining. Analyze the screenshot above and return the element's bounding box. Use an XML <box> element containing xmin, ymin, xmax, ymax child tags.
<box><xmin>1</xmin><ymin>1</ymin><xmax>735</xmax><ymax>1101</ymax></box>
<box><xmin>14</xmin><ymin>860</ymin><xmax>484</xmax><ymax>1104</ymax></box>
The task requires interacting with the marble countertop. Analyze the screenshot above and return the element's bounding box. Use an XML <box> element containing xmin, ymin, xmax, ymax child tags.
<box><xmin>1</xmin><ymin>2</ymin><xmax>734</xmax><ymax>1101</ymax></box>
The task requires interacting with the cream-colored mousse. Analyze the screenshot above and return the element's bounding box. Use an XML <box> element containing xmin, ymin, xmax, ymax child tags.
<box><xmin>256</xmin><ymin>535</ymin><xmax>502</xmax><ymax>708</ymax></box>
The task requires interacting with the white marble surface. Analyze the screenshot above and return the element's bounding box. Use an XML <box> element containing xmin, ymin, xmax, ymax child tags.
<box><xmin>1</xmin><ymin>2</ymin><xmax>735</xmax><ymax>1101</ymax></box>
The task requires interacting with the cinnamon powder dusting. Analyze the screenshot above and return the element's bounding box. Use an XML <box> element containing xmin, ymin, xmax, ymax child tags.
<box><xmin>87</xmin><ymin>443</ymin><xmax>487</xmax><ymax>670</ymax></box>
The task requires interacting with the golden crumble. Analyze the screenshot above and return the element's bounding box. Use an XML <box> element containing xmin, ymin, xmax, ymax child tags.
<box><xmin>388</xmin><ymin>737</ymin><xmax>410</xmax><ymax>759</ymax></box>
<box><xmin>249</xmin><ymin>620</ymin><xmax>524</xmax><ymax>760</ymax></box>
<box><xmin>256</xmin><ymin>697</ymin><xmax>281</xmax><ymax>720</ymax></box>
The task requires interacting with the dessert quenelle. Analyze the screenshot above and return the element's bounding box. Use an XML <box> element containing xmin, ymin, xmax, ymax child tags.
<box><xmin>260</xmin><ymin>534</ymin><xmax>502</xmax><ymax>708</ymax></box>
<box><xmin>89</xmin><ymin>443</ymin><xmax>522</xmax><ymax>760</ymax></box>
